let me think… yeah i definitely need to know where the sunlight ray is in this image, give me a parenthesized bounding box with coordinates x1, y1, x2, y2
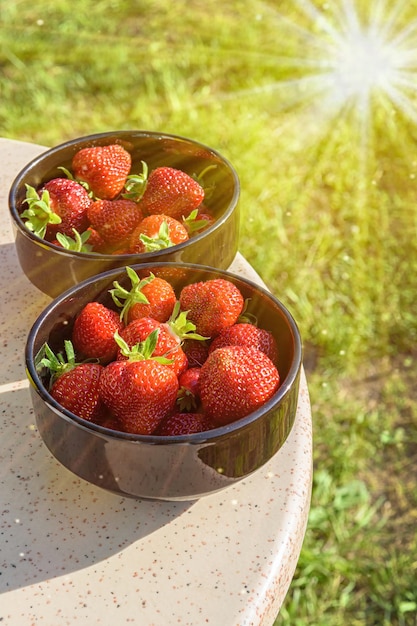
(256, 0, 342, 53)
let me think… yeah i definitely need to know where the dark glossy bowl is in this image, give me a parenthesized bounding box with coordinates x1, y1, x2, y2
(9, 130, 240, 297)
(25, 263, 302, 501)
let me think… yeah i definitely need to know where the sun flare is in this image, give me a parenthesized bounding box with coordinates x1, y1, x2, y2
(311, 0, 417, 122)
(242, 0, 417, 131)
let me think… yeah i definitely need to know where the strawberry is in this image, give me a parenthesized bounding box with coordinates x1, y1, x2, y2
(156, 411, 213, 436)
(99, 330, 178, 434)
(51, 363, 104, 421)
(182, 338, 210, 367)
(110, 267, 176, 325)
(138, 166, 205, 220)
(117, 361, 178, 434)
(52, 228, 95, 252)
(21, 179, 91, 240)
(116, 301, 206, 377)
(199, 345, 280, 425)
(72, 301, 124, 364)
(84, 226, 108, 252)
(128, 214, 189, 254)
(39, 341, 104, 422)
(97, 359, 128, 417)
(72, 143, 132, 200)
(182, 207, 215, 234)
(209, 323, 278, 364)
(117, 316, 188, 377)
(87, 197, 144, 245)
(177, 367, 201, 411)
(179, 278, 244, 338)
(98, 414, 127, 432)
(140, 265, 188, 285)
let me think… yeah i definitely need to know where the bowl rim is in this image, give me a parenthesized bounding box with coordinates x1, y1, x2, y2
(9, 129, 240, 261)
(25, 262, 302, 444)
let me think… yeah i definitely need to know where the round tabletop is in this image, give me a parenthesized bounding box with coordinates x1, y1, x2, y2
(0, 138, 312, 626)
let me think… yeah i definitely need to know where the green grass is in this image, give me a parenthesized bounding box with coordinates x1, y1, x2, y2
(2, 1, 417, 623)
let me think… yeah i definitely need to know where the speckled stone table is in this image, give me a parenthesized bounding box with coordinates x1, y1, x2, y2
(0, 138, 312, 626)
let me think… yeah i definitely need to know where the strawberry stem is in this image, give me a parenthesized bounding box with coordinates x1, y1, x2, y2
(193, 164, 217, 200)
(182, 208, 210, 234)
(55, 228, 93, 252)
(122, 161, 148, 201)
(167, 302, 209, 341)
(237, 299, 258, 325)
(176, 386, 198, 411)
(110, 266, 154, 324)
(114, 328, 173, 364)
(21, 184, 62, 239)
(139, 220, 174, 252)
(37, 340, 77, 387)
(58, 166, 93, 196)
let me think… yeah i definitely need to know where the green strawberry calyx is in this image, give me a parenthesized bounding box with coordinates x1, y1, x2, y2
(166, 301, 209, 342)
(182, 209, 210, 234)
(237, 298, 258, 325)
(139, 220, 174, 252)
(36, 340, 78, 387)
(110, 266, 154, 324)
(192, 164, 217, 200)
(176, 386, 198, 411)
(55, 228, 94, 252)
(122, 161, 148, 201)
(114, 329, 173, 365)
(57, 166, 94, 197)
(21, 184, 62, 239)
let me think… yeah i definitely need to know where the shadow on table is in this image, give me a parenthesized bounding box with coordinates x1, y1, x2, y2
(0, 242, 51, 385)
(0, 240, 195, 593)
(0, 385, 195, 593)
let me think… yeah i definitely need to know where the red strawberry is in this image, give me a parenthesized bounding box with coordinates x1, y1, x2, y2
(209, 323, 278, 364)
(110, 267, 176, 325)
(136, 265, 189, 285)
(199, 345, 280, 425)
(156, 411, 213, 436)
(21, 179, 92, 240)
(179, 278, 244, 338)
(182, 339, 210, 368)
(39, 341, 104, 422)
(97, 359, 128, 416)
(177, 367, 201, 411)
(84, 226, 108, 252)
(98, 414, 126, 432)
(127, 275, 176, 323)
(99, 331, 178, 435)
(139, 166, 204, 220)
(128, 214, 189, 254)
(182, 207, 215, 234)
(51, 363, 104, 421)
(72, 301, 124, 364)
(115, 360, 178, 434)
(87, 198, 144, 244)
(72, 144, 132, 200)
(117, 317, 188, 377)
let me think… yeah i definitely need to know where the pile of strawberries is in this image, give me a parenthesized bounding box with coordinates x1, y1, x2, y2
(21, 143, 214, 254)
(39, 268, 281, 436)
